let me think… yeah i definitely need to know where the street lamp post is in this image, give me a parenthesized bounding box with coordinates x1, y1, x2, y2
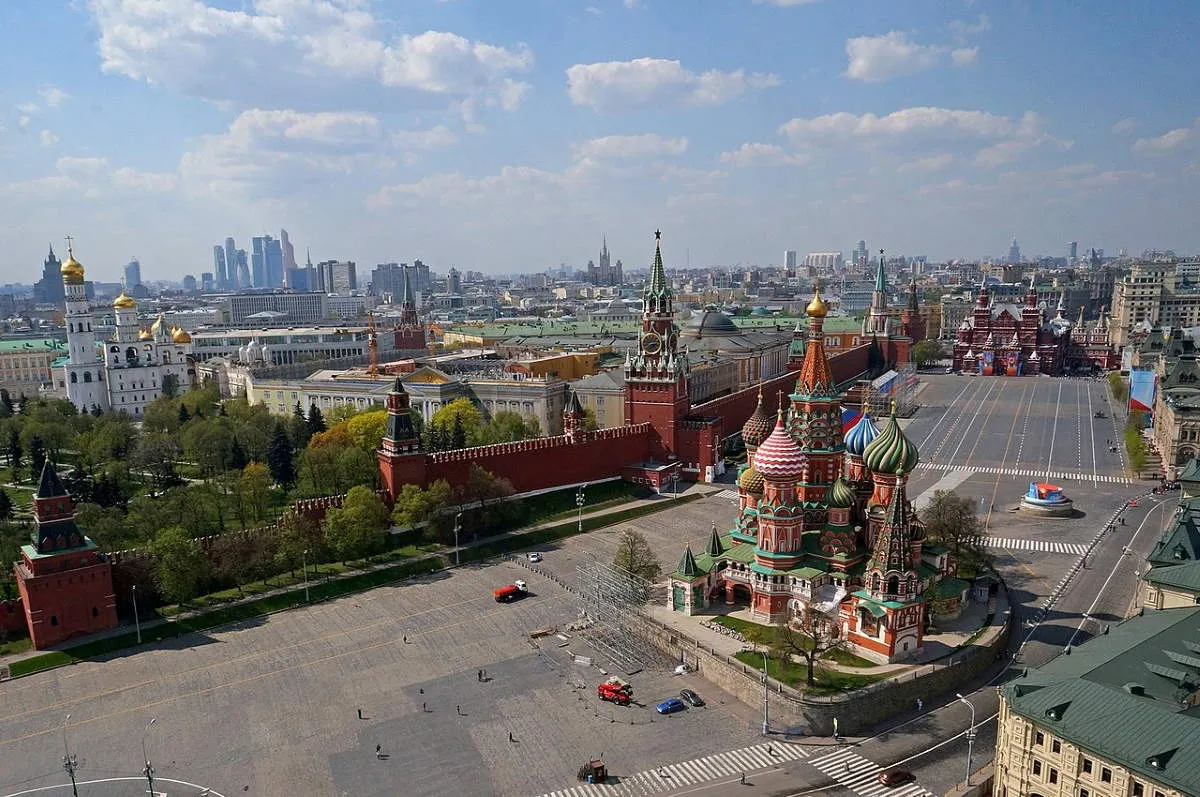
(62, 713, 79, 797)
(142, 718, 157, 795)
(576, 485, 586, 534)
(132, 584, 141, 645)
(302, 548, 310, 603)
(454, 512, 462, 566)
(956, 693, 976, 786)
(760, 650, 770, 735)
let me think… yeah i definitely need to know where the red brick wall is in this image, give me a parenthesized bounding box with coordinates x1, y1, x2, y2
(0, 598, 25, 634)
(17, 558, 118, 649)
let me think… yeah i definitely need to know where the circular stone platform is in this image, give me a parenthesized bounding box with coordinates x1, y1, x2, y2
(1019, 482, 1075, 517)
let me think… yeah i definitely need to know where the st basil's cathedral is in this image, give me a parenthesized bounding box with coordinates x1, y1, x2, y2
(668, 289, 967, 664)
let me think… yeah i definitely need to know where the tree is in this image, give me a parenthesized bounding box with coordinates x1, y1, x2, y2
(275, 513, 322, 575)
(266, 422, 297, 488)
(773, 608, 848, 688)
(178, 404, 191, 425)
(911, 339, 946, 369)
(345, 410, 388, 452)
(228, 437, 249, 472)
(582, 408, 600, 432)
(6, 427, 21, 476)
(478, 411, 540, 445)
(151, 525, 209, 604)
(132, 431, 182, 492)
(921, 490, 988, 571)
(612, 529, 662, 582)
(1108, 372, 1128, 404)
(240, 462, 274, 523)
(324, 485, 390, 562)
(161, 373, 181, 399)
(306, 404, 327, 435)
(0, 488, 13, 522)
(429, 398, 484, 449)
(27, 436, 45, 484)
(0, 389, 12, 417)
(1125, 418, 1149, 476)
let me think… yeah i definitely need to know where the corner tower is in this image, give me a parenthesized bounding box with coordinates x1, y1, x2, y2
(377, 377, 426, 499)
(14, 462, 118, 648)
(624, 230, 689, 462)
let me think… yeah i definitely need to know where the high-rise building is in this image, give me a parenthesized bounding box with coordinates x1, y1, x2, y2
(1111, 259, 1200, 346)
(213, 245, 228, 288)
(224, 237, 237, 290)
(201, 272, 215, 293)
(280, 228, 297, 273)
(33, 244, 66, 305)
(252, 234, 286, 288)
(412, 260, 431, 294)
(251, 237, 267, 288)
(123, 259, 143, 293)
(586, 237, 623, 286)
(316, 260, 357, 293)
(784, 250, 798, 274)
(371, 262, 409, 300)
(803, 252, 843, 271)
(1068, 240, 1078, 267)
(853, 240, 869, 268)
(447, 267, 462, 294)
(1007, 237, 1021, 264)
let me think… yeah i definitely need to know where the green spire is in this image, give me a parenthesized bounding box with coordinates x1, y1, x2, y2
(705, 522, 725, 557)
(645, 229, 671, 308)
(676, 543, 701, 578)
(874, 249, 887, 293)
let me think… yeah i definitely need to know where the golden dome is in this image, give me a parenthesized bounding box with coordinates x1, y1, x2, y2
(172, 327, 192, 344)
(60, 250, 85, 285)
(113, 292, 137, 309)
(805, 285, 828, 319)
(138, 329, 153, 341)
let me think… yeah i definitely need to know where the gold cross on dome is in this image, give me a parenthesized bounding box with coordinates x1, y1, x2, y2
(64, 234, 74, 255)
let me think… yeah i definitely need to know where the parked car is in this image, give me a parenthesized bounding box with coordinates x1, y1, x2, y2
(655, 697, 686, 715)
(527, 552, 542, 563)
(679, 688, 705, 707)
(877, 769, 915, 787)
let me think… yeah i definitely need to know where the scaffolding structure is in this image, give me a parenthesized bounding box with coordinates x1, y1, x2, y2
(575, 560, 671, 675)
(863, 363, 919, 418)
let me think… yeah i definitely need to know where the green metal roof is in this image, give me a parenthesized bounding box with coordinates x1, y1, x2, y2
(937, 576, 971, 599)
(0, 338, 65, 353)
(450, 314, 862, 340)
(1000, 607, 1200, 797)
(1145, 563, 1200, 593)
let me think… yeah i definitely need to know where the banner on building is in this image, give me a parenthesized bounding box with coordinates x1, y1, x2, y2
(842, 407, 863, 433)
(1128, 368, 1156, 426)
(980, 351, 995, 376)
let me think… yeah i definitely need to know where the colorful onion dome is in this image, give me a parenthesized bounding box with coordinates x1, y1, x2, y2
(113, 292, 137, 309)
(738, 463, 765, 494)
(844, 413, 880, 456)
(806, 285, 828, 319)
(172, 327, 192, 344)
(741, 388, 772, 449)
(826, 476, 856, 508)
(60, 251, 85, 285)
(862, 410, 920, 476)
(753, 412, 806, 480)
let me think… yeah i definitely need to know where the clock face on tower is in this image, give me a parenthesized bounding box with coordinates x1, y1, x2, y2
(666, 331, 678, 353)
(642, 332, 662, 355)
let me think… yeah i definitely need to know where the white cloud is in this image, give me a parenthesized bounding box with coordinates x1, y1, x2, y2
(897, 153, 954, 173)
(1112, 118, 1137, 135)
(950, 47, 978, 66)
(18, 116, 31, 129)
(0, 156, 177, 202)
(718, 142, 808, 167)
(39, 87, 69, 109)
(845, 32, 944, 82)
(392, 126, 458, 150)
(16, 103, 39, 115)
(623, 0, 638, 7)
(1133, 119, 1200, 155)
(566, 57, 779, 112)
(949, 14, 991, 40)
(573, 134, 688, 160)
(39, 130, 59, 147)
(87, 0, 533, 115)
(585, 5, 603, 16)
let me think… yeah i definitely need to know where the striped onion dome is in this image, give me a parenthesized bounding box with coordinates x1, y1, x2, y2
(843, 413, 880, 456)
(740, 389, 773, 450)
(738, 463, 765, 494)
(862, 410, 920, 476)
(753, 413, 806, 481)
(826, 476, 857, 508)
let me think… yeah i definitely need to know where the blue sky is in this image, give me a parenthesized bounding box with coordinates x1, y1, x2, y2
(1, 0, 1198, 283)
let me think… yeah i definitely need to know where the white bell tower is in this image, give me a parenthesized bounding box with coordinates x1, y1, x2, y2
(61, 238, 108, 414)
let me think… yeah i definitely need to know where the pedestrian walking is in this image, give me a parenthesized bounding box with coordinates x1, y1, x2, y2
(916, 698, 923, 711)
(508, 732, 514, 743)
(477, 670, 482, 682)
(403, 635, 408, 644)
(740, 772, 746, 785)
(456, 705, 461, 715)
(767, 744, 773, 756)
(375, 744, 382, 759)
(357, 708, 363, 720)
(845, 762, 851, 774)
(422, 702, 427, 712)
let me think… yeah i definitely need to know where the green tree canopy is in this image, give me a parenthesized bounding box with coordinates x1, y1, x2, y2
(429, 398, 484, 449)
(325, 485, 390, 562)
(612, 529, 662, 582)
(911, 339, 946, 368)
(152, 525, 209, 604)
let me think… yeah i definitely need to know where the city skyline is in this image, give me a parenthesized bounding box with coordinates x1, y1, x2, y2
(1, 1, 1198, 281)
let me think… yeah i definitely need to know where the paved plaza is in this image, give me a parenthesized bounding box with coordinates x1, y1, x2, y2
(0, 375, 1157, 797)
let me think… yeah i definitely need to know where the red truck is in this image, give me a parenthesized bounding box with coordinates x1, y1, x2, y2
(597, 682, 631, 706)
(493, 580, 528, 603)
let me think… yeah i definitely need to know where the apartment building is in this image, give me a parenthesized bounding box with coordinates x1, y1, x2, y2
(1111, 261, 1200, 347)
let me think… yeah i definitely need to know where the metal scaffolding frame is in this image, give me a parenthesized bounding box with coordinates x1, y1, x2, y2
(863, 363, 919, 418)
(575, 560, 671, 675)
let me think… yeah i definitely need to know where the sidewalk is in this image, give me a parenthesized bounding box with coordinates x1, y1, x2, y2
(0, 483, 718, 671)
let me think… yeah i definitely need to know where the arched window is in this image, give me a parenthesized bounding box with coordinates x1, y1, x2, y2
(70, 372, 77, 384)
(888, 575, 900, 595)
(83, 372, 92, 383)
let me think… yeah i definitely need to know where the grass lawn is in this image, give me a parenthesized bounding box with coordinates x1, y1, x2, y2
(0, 636, 32, 656)
(712, 614, 780, 645)
(734, 650, 890, 693)
(822, 648, 879, 668)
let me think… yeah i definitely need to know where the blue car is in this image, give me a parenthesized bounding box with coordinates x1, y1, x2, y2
(655, 697, 686, 715)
